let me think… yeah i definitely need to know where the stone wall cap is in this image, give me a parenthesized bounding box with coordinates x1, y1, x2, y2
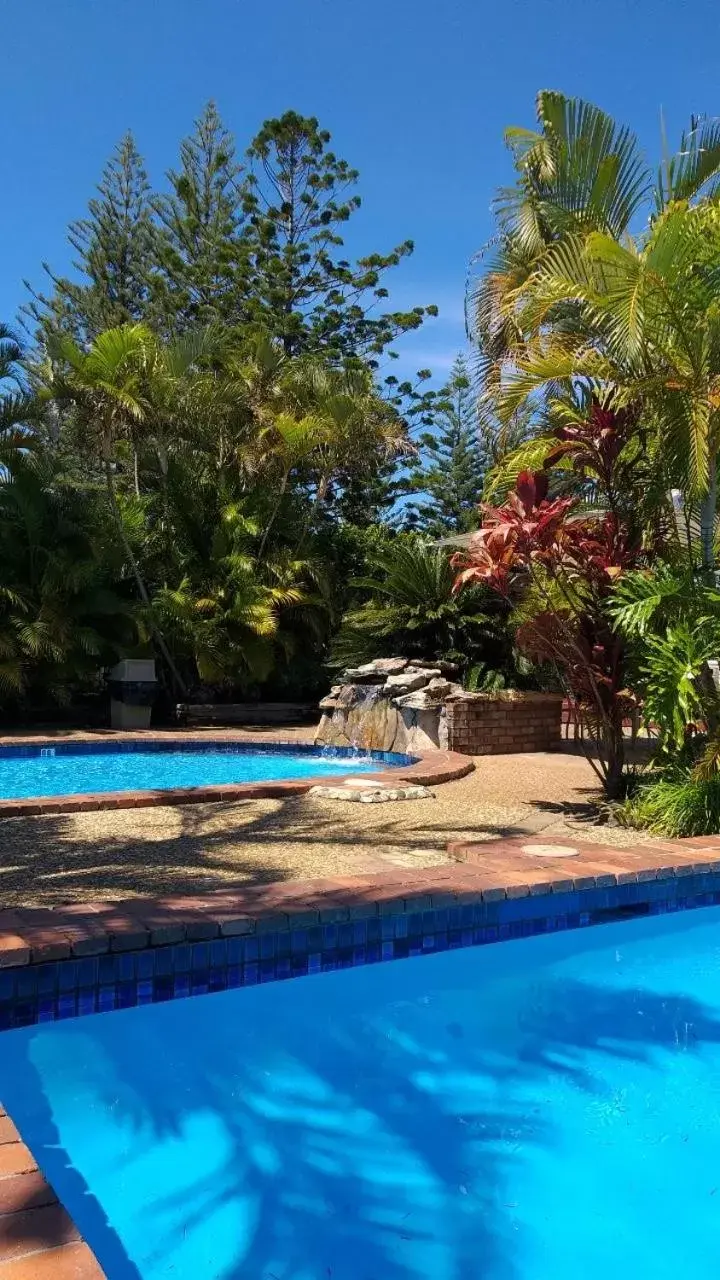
(445, 690, 563, 704)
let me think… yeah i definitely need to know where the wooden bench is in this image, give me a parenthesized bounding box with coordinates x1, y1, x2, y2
(177, 702, 317, 727)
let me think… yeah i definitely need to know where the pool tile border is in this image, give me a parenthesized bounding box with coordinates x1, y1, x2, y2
(1, 834, 720, 1025)
(0, 737, 473, 816)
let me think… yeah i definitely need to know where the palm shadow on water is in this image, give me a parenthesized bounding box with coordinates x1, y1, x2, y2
(4, 923, 720, 1280)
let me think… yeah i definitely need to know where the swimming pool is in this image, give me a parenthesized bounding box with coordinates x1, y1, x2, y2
(2, 905, 719, 1279)
(0, 741, 401, 800)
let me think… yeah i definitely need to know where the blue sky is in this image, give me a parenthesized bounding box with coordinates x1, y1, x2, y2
(4, 0, 720, 383)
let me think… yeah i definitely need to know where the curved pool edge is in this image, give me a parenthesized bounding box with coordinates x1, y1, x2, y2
(0, 736, 474, 817)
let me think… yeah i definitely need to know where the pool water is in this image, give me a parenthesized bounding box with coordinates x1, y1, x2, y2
(3, 908, 720, 1279)
(0, 745, 381, 799)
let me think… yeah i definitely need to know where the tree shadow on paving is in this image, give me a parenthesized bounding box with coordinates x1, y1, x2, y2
(2, 938, 718, 1278)
(0, 799, 532, 909)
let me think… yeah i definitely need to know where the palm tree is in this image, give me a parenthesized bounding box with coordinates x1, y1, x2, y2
(0, 324, 43, 465)
(0, 454, 135, 702)
(494, 201, 720, 569)
(468, 93, 720, 384)
(470, 92, 720, 568)
(47, 324, 191, 689)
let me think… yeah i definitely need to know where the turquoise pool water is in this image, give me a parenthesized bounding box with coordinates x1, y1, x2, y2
(2, 907, 720, 1278)
(0, 745, 382, 799)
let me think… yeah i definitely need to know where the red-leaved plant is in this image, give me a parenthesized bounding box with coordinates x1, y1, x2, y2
(453, 405, 656, 798)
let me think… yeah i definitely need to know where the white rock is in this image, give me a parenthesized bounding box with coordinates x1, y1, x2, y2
(357, 657, 408, 675)
(384, 669, 440, 694)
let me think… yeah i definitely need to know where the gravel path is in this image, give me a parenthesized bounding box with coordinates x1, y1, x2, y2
(0, 746, 648, 909)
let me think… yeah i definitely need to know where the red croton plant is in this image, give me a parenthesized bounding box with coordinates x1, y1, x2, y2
(453, 405, 660, 798)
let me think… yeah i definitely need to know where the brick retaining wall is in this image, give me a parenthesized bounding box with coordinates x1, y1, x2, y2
(446, 692, 563, 754)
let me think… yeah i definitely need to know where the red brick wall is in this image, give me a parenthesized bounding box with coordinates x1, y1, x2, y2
(446, 693, 563, 755)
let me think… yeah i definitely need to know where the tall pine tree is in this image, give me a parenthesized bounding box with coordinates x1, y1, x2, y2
(241, 111, 435, 358)
(150, 102, 246, 332)
(26, 133, 156, 342)
(405, 355, 485, 536)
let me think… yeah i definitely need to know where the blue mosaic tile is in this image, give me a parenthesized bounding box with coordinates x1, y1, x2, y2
(77, 957, 99, 987)
(98, 954, 117, 985)
(191, 943, 210, 971)
(57, 994, 77, 1020)
(34, 967, 57, 998)
(78, 990, 97, 1016)
(58, 961, 78, 993)
(338, 922, 354, 949)
(136, 951, 154, 981)
(208, 968, 227, 992)
(117, 982, 137, 1008)
(14, 1001, 38, 1027)
(37, 998, 55, 1022)
(172, 945, 192, 973)
(16, 968, 37, 1000)
(226, 937, 244, 965)
(173, 974, 190, 999)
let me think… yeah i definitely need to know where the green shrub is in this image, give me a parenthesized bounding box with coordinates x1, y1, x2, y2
(619, 767, 720, 838)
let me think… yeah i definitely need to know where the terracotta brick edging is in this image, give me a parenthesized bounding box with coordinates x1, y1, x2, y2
(0, 740, 473, 818)
(0, 1101, 104, 1277)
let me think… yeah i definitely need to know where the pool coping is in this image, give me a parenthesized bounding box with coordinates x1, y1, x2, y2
(0, 736, 473, 816)
(3, 828, 720, 1275)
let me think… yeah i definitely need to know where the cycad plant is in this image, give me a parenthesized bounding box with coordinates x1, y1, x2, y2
(334, 537, 510, 677)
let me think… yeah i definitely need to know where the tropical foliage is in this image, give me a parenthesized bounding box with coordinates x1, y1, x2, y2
(404, 356, 486, 535)
(0, 106, 460, 715)
(9, 81, 720, 835)
(333, 537, 513, 680)
(453, 406, 661, 796)
(455, 88, 720, 820)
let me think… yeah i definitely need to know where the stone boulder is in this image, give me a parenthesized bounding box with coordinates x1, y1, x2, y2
(308, 784, 433, 802)
(342, 667, 387, 683)
(403, 658, 459, 676)
(383, 667, 441, 694)
(355, 657, 408, 676)
(315, 654, 461, 753)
